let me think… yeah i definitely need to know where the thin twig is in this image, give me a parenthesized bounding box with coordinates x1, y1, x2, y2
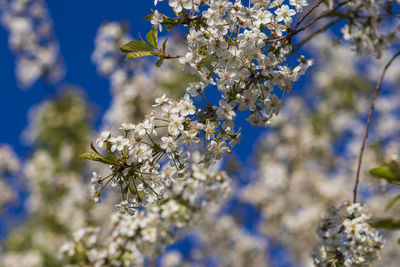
(292, 0, 325, 33)
(353, 51, 400, 203)
(293, 0, 349, 36)
(267, 0, 349, 44)
(295, 17, 342, 51)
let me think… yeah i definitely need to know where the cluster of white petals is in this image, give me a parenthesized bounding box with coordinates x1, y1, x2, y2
(340, 0, 400, 57)
(0, 251, 43, 267)
(0, 0, 65, 88)
(92, 94, 236, 213)
(88, 0, 316, 210)
(313, 201, 384, 266)
(193, 215, 270, 267)
(61, 155, 231, 266)
(92, 22, 133, 77)
(240, 33, 400, 266)
(0, 91, 109, 267)
(151, 0, 313, 126)
(0, 144, 20, 210)
(0, 144, 20, 174)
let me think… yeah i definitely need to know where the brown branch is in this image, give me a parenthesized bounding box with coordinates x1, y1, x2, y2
(293, 0, 349, 36)
(292, 0, 325, 33)
(294, 17, 342, 51)
(353, 51, 400, 203)
(267, 0, 349, 44)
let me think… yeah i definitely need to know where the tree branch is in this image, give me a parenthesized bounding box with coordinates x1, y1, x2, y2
(292, 0, 325, 33)
(353, 51, 400, 203)
(267, 0, 349, 44)
(293, 0, 349, 36)
(294, 17, 342, 51)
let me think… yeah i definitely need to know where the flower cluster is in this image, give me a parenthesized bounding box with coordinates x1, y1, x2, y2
(340, 0, 400, 58)
(85, 0, 315, 209)
(89, 92, 241, 212)
(0, 144, 20, 174)
(61, 156, 231, 266)
(194, 215, 270, 267)
(0, 0, 65, 88)
(92, 21, 133, 77)
(0, 91, 108, 267)
(0, 251, 43, 267)
(239, 33, 400, 266)
(151, 0, 312, 126)
(313, 201, 384, 266)
(0, 144, 20, 210)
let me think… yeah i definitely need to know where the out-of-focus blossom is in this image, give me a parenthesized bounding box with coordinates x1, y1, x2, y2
(0, 0, 65, 89)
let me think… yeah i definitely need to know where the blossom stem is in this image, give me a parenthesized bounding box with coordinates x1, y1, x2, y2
(295, 17, 342, 51)
(292, 0, 325, 33)
(353, 50, 400, 203)
(268, 0, 350, 44)
(293, 0, 350, 36)
(197, 89, 213, 108)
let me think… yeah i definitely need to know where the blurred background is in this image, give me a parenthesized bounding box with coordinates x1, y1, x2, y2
(1, 0, 400, 266)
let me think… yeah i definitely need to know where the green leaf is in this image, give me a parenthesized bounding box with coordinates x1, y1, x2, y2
(386, 194, 400, 211)
(125, 51, 155, 60)
(104, 142, 113, 154)
(369, 166, 399, 181)
(155, 57, 164, 68)
(369, 218, 400, 230)
(120, 40, 154, 54)
(162, 19, 181, 31)
(104, 154, 117, 164)
(78, 152, 115, 165)
(162, 38, 168, 52)
(146, 27, 158, 49)
(197, 55, 215, 70)
(144, 13, 154, 21)
(90, 141, 100, 155)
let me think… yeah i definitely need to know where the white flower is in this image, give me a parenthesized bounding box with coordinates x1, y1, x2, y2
(90, 185, 101, 203)
(181, 130, 200, 145)
(115, 201, 136, 216)
(109, 136, 129, 152)
(96, 129, 110, 148)
(119, 122, 135, 131)
(253, 10, 273, 28)
(289, 0, 308, 12)
(169, 0, 193, 13)
(208, 140, 229, 160)
(91, 172, 102, 188)
(178, 94, 196, 117)
(131, 143, 152, 163)
(161, 136, 177, 153)
(275, 5, 296, 25)
(151, 10, 164, 32)
(204, 121, 217, 140)
(142, 226, 157, 242)
(168, 114, 185, 136)
(313, 201, 383, 266)
(161, 200, 180, 218)
(216, 100, 236, 120)
(153, 94, 169, 107)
